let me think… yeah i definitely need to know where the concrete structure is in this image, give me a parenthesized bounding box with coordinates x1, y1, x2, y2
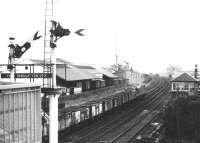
(0, 81, 41, 143)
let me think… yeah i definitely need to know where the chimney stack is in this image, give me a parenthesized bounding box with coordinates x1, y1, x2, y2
(194, 64, 198, 79)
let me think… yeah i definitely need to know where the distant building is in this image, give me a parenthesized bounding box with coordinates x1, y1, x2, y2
(114, 68, 144, 87)
(0, 81, 41, 143)
(56, 60, 120, 95)
(171, 72, 198, 96)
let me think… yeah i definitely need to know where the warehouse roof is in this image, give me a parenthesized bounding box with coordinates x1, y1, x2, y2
(97, 68, 118, 78)
(172, 73, 197, 82)
(73, 65, 118, 78)
(56, 67, 97, 81)
(17, 58, 71, 65)
(12, 58, 118, 81)
(73, 65, 96, 69)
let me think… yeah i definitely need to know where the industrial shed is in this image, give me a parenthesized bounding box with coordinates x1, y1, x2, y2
(0, 81, 41, 143)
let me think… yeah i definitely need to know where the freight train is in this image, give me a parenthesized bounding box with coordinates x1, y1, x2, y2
(56, 80, 160, 133)
(42, 79, 158, 141)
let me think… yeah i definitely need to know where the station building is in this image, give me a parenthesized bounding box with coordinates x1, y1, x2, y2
(113, 67, 144, 88)
(0, 81, 41, 143)
(56, 63, 120, 95)
(0, 58, 122, 95)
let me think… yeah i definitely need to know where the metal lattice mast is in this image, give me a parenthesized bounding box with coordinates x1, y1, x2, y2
(43, 0, 54, 88)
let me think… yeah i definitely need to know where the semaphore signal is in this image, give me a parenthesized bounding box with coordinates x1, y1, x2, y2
(7, 31, 42, 81)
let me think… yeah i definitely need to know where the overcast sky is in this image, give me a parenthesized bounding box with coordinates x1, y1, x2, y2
(0, 0, 200, 74)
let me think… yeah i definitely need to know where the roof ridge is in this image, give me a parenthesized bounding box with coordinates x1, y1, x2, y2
(172, 72, 197, 82)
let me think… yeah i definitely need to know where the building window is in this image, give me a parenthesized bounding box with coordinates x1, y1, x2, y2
(184, 83, 189, 90)
(86, 81, 90, 89)
(76, 82, 82, 88)
(96, 81, 101, 88)
(172, 83, 176, 90)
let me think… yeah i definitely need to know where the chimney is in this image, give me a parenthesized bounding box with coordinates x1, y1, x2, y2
(194, 64, 198, 79)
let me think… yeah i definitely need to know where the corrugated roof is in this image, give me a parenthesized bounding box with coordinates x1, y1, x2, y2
(12, 58, 118, 81)
(73, 65, 118, 78)
(56, 67, 96, 81)
(81, 69, 102, 78)
(96, 68, 118, 78)
(17, 58, 71, 65)
(56, 58, 71, 64)
(172, 73, 197, 82)
(73, 65, 96, 69)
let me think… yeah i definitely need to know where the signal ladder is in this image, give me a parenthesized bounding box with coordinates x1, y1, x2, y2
(43, 0, 54, 88)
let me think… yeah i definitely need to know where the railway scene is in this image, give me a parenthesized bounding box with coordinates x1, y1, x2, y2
(1, 0, 200, 143)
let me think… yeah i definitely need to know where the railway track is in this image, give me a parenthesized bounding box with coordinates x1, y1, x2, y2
(88, 81, 169, 143)
(59, 78, 169, 143)
(59, 78, 161, 139)
(111, 88, 169, 143)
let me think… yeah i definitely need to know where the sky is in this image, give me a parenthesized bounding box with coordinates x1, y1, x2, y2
(1, 0, 200, 74)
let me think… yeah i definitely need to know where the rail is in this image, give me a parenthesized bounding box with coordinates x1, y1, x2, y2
(88, 82, 169, 143)
(58, 78, 168, 143)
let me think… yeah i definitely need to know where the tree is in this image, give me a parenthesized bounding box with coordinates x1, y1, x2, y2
(163, 96, 200, 142)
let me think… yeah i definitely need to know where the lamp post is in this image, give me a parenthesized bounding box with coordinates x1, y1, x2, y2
(8, 37, 15, 82)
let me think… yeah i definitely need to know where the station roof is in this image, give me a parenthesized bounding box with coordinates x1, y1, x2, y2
(171, 73, 197, 82)
(10, 58, 118, 81)
(56, 67, 97, 81)
(97, 68, 118, 78)
(73, 65, 96, 69)
(56, 58, 71, 64)
(58, 63, 118, 80)
(74, 65, 102, 76)
(73, 65, 118, 78)
(16, 58, 71, 65)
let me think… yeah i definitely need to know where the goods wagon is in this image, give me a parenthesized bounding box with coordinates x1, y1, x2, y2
(57, 85, 148, 132)
(91, 103, 102, 117)
(104, 99, 112, 111)
(80, 108, 89, 121)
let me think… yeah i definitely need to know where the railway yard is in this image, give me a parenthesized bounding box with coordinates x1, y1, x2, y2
(58, 77, 170, 143)
(2, 0, 200, 143)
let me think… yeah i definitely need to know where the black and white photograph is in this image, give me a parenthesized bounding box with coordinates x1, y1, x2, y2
(0, 0, 200, 143)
